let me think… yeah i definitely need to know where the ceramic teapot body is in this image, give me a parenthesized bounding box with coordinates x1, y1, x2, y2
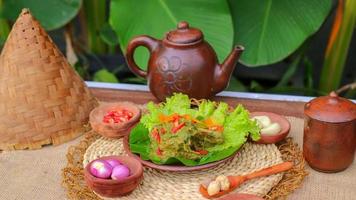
(126, 21, 244, 101)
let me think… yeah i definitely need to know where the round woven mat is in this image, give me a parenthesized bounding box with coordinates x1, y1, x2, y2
(62, 131, 307, 200)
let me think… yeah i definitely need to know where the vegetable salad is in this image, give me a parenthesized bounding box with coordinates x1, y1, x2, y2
(129, 93, 260, 166)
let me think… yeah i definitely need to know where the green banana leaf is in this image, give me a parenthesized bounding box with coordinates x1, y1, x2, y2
(2, 0, 82, 30)
(229, 0, 332, 66)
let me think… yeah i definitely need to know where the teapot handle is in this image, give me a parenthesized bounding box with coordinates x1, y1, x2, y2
(126, 35, 159, 78)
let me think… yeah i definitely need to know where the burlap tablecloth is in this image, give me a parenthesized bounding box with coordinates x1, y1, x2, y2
(0, 117, 355, 200)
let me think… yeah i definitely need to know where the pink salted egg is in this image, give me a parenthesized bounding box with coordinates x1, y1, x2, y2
(89, 160, 113, 179)
(105, 158, 122, 168)
(111, 165, 130, 180)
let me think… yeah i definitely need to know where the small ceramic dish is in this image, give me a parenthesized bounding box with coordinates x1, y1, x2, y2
(89, 102, 141, 138)
(250, 112, 291, 144)
(84, 156, 143, 198)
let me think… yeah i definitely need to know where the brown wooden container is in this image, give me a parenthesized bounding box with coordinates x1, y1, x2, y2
(303, 92, 356, 173)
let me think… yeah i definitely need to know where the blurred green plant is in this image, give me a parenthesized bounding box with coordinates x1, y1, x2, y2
(2, 0, 82, 30)
(0, 0, 9, 47)
(82, 0, 107, 54)
(93, 69, 119, 83)
(319, 0, 356, 92)
(99, 23, 119, 53)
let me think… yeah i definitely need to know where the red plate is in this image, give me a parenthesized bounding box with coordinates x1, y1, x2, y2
(122, 134, 240, 172)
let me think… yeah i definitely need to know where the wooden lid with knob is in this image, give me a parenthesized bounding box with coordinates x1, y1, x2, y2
(304, 91, 356, 123)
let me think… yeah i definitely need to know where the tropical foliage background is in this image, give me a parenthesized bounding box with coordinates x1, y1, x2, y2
(0, 0, 355, 98)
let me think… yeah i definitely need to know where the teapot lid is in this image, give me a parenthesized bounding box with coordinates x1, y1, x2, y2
(304, 91, 356, 123)
(166, 21, 203, 44)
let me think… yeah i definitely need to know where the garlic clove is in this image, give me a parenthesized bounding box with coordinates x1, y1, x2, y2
(201, 178, 214, 189)
(215, 175, 230, 191)
(261, 123, 281, 135)
(252, 116, 271, 128)
(207, 180, 221, 196)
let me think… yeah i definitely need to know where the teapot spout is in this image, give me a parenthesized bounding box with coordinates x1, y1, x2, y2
(212, 45, 244, 94)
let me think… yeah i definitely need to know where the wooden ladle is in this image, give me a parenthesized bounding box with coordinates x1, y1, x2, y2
(199, 161, 293, 199)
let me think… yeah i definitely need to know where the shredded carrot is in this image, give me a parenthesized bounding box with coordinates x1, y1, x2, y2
(204, 118, 215, 126)
(209, 125, 224, 132)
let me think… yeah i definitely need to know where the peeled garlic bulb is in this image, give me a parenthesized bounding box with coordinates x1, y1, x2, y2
(252, 116, 271, 128)
(215, 175, 230, 191)
(261, 123, 281, 135)
(207, 180, 221, 196)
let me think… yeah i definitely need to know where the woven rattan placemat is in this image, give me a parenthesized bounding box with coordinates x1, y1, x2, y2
(62, 130, 307, 200)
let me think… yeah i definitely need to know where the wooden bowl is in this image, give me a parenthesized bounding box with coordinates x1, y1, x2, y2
(84, 156, 143, 198)
(89, 102, 141, 138)
(250, 112, 290, 144)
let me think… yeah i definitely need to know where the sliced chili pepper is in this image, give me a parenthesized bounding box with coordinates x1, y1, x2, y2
(194, 150, 209, 155)
(151, 128, 161, 143)
(156, 148, 162, 156)
(102, 109, 133, 123)
(171, 122, 185, 133)
(173, 119, 179, 127)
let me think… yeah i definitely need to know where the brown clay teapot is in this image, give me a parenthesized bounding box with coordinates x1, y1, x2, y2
(126, 21, 244, 101)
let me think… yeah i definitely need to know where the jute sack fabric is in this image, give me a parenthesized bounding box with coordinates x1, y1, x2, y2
(0, 117, 355, 200)
(0, 9, 96, 150)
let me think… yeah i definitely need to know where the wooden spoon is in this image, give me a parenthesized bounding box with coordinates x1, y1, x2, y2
(199, 161, 293, 199)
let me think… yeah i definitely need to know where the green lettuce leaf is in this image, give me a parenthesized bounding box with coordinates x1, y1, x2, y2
(211, 102, 228, 125)
(196, 100, 216, 119)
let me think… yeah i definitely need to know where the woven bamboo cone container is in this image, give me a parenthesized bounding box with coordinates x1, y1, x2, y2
(0, 9, 97, 150)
